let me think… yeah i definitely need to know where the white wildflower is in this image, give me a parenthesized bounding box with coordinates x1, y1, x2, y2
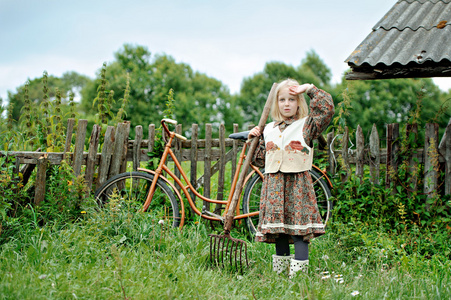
(158, 220, 164, 225)
(334, 274, 344, 283)
(351, 291, 360, 296)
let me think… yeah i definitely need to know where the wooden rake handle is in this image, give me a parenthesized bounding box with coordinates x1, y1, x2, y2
(223, 83, 278, 234)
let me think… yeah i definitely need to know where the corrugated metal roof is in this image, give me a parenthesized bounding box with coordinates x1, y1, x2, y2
(345, 0, 451, 71)
(374, 0, 451, 31)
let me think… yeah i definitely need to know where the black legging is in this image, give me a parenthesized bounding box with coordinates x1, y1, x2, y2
(275, 234, 309, 260)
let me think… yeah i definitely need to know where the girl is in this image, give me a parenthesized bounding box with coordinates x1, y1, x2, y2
(248, 79, 334, 277)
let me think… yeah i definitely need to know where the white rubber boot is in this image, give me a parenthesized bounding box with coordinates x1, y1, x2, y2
(289, 258, 309, 278)
(272, 254, 293, 274)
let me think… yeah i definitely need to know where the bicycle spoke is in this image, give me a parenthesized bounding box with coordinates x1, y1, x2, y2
(95, 172, 181, 227)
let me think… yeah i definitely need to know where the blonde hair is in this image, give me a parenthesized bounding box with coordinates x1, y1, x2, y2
(270, 79, 309, 122)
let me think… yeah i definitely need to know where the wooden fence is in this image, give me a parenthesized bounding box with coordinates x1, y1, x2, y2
(2, 119, 451, 205)
(325, 122, 451, 199)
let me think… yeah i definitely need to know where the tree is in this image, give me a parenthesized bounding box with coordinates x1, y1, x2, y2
(236, 50, 332, 124)
(331, 77, 451, 140)
(300, 50, 332, 87)
(81, 44, 240, 136)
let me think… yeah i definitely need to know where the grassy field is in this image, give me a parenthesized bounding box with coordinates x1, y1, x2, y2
(1, 200, 449, 300)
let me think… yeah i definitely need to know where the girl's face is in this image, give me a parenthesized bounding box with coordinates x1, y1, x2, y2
(277, 87, 298, 119)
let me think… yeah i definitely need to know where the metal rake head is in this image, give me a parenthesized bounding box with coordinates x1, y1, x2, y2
(209, 233, 249, 273)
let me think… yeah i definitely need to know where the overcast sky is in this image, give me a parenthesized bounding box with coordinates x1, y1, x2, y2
(1, 0, 450, 102)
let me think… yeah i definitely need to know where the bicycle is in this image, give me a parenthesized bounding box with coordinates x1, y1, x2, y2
(94, 118, 333, 235)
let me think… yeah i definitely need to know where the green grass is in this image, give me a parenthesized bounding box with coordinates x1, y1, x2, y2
(1, 201, 449, 299)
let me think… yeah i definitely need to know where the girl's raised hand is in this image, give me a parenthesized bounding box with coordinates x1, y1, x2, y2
(288, 84, 314, 95)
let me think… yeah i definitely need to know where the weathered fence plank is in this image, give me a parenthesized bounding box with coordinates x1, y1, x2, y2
(369, 124, 380, 184)
(190, 124, 199, 211)
(385, 123, 399, 189)
(109, 122, 130, 178)
(85, 124, 100, 195)
(355, 125, 364, 181)
(97, 126, 115, 187)
(64, 118, 75, 161)
(204, 124, 212, 210)
(215, 124, 226, 212)
(73, 119, 88, 177)
(341, 126, 350, 183)
(148, 124, 155, 154)
(120, 123, 131, 174)
(133, 125, 143, 171)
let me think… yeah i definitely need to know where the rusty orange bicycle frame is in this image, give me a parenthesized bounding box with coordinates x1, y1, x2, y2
(140, 119, 263, 228)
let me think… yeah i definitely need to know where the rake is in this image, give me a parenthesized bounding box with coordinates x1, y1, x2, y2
(209, 83, 277, 272)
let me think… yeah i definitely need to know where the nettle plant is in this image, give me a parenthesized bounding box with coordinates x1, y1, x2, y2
(0, 66, 132, 227)
(146, 88, 175, 170)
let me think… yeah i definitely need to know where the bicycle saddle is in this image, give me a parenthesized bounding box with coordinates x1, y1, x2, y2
(228, 131, 250, 141)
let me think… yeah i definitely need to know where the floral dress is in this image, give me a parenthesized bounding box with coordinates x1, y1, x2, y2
(255, 86, 334, 243)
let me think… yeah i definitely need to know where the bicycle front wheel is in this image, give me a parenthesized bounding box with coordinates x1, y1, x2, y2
(95, 171, 181, 227)
(242, 169, 332, 235)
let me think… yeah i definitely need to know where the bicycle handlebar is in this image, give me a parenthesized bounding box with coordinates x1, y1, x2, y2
(161, 118, 187, 141)
(162, 118, 177, 125)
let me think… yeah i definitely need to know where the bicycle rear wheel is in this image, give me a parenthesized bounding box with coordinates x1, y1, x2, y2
(95, 171, 180, 227)
(242, 169, 332, 235)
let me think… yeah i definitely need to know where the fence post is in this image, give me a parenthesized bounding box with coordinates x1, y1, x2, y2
(204, 124, 212, 210)
(424, 123, 439, 210)
(215, 124, 226, 214)
(109, 122, 130, 178)
(189, 124, 199, 215)
(369, 124, 380, 184)
(148, 124, 155, 154)
(64, 118, 75, 161)
(355, 125, 364, 181)
(73, 119, 88, 177)
(133, 125, 143, 171)
(385, 123, 399, 190)
(340, 126, 350, 183)
(97, 126, 115, 187)
(85, 124, 100, 196)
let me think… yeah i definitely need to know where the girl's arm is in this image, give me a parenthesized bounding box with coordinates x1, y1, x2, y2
(303, 86, 335, 145)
